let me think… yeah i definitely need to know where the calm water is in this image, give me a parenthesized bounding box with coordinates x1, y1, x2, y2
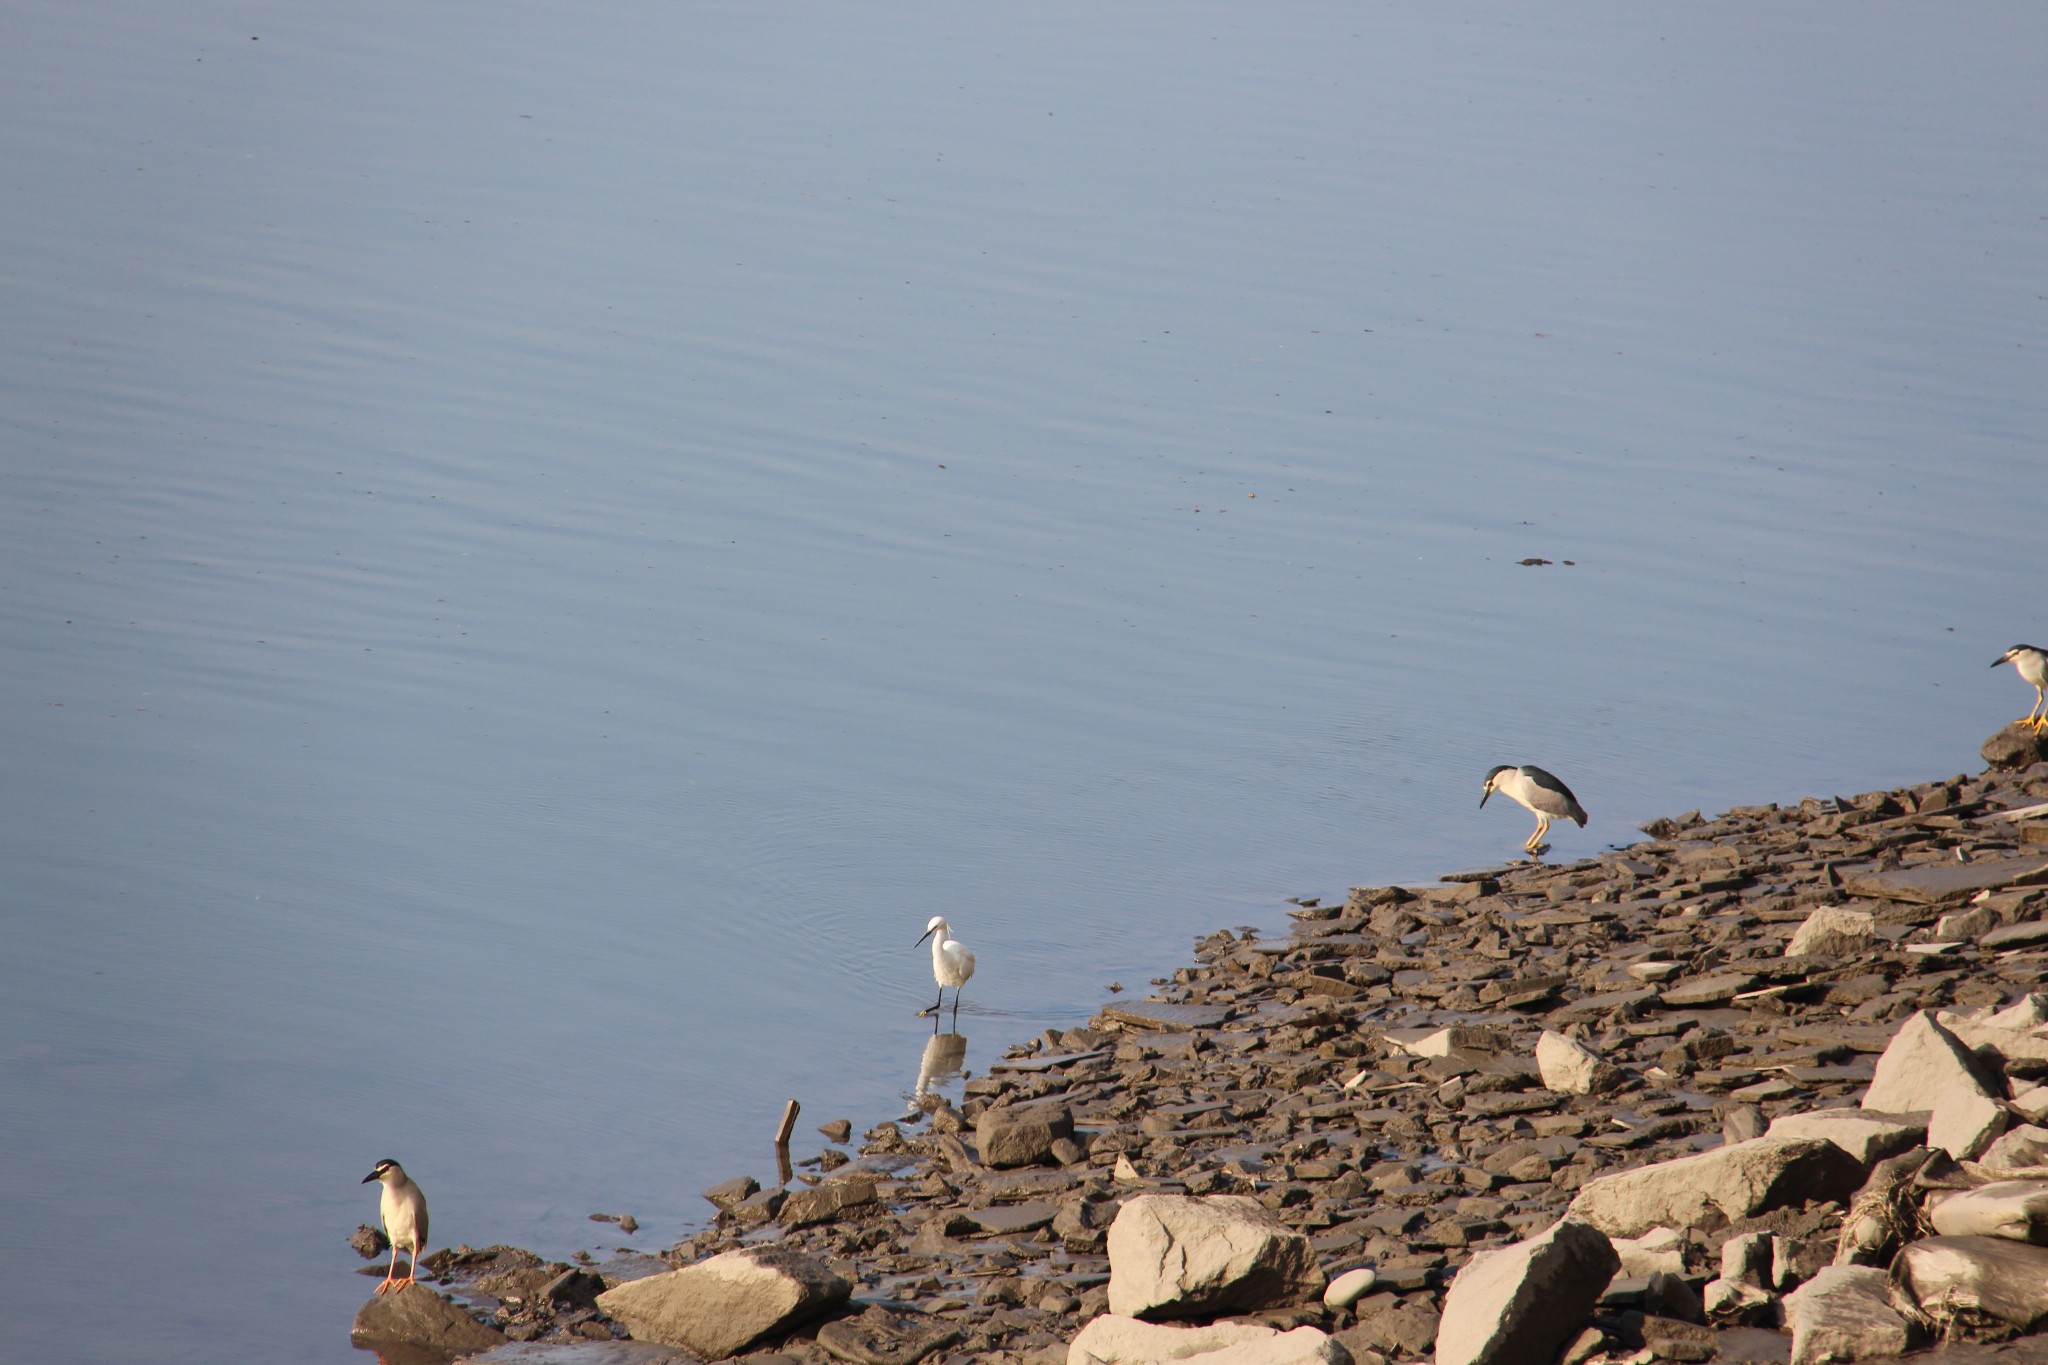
(2, 4, 2043, 1361)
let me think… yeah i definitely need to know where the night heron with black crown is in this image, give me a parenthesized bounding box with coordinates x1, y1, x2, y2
(361, 1158, 429, 1295)
(1481, 764, 1588, 855)
(1993, 645, 2048, 733)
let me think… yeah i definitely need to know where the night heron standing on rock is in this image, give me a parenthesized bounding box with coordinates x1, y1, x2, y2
(915, 916, 975, 1026)
(362, 1159, 429, 1295)
(1993, 645, 2048, 733)
(1481, 764, 1589, 854)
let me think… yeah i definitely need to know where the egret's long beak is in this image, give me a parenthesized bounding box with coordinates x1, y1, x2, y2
(914, 927, 936, 946)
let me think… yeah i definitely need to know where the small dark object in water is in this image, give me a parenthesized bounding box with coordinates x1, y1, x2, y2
(1519, 557, 1553, 566)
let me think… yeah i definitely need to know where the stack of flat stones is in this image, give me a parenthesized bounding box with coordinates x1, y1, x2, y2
(434, 733, 2048, 1365)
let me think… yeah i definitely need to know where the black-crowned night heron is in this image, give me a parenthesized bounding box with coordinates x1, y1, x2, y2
(1994, 645, 2048, 733)
(914, 916, 976, 1027)
(362, 1159, 429, 1294)
(1481, 764, 1588, 854)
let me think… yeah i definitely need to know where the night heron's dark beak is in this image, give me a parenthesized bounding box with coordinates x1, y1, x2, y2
(1479, 789, 1492, 808)
(361, 1171, 379, 1184)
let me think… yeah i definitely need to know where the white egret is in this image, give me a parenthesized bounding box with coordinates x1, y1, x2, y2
(914, 916, 976, 1025)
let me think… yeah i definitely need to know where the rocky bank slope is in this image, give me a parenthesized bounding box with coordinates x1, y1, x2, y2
(355, 724, 2048, 1365)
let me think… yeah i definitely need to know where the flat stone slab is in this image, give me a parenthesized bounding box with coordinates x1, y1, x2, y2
(1659, 972, 1760, 1007)
(990, 1050, 1108, 1073)
(1098, 1000, 1234, 1032)
(1841, 855, 2048, 905)
(464, 1344, 697, 1365)
(961, 1199, 1058, 1235)
(1765, 1109, 1925, 1165)
(1984, 918, 2048, 951)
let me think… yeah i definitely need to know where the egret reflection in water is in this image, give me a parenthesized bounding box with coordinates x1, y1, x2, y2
(916, 1030, 969, 1099)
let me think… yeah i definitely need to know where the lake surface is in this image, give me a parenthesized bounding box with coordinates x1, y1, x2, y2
(1, 3, 2043, 1360)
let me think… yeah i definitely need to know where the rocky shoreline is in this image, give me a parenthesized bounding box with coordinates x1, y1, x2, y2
(354, 724, 2048, 1365)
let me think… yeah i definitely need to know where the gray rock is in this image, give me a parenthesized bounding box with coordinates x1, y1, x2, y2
(594, 1246, 851, 1359)
(975, 1100, 1075, 1168)
(1435, 1218, 1618, 1365)
(1067, 1315, 1349, 1365)
(1105, 1194, 1324, 1320)
(1764, 1108, 1926, 1165)
(462, 1344, 702, 1365)
(1984, 724, 2048, 770)
(1892, 1235, 2048, 1331)
(350, 1282, 507, 1355)
(1568, 1137, 1866, 1238)
(1860, 1011, 1997, 1112)
(1928, 1180, 2048, 1243)
(701, 1175, 759, 1211)
(1723, 1105, 1768, 1145)
(1536, 1031, 1624, 1096)
(815, 1305, 962, 1365)
(1781, 1265, 1908, 1365)
(1786, 906, 1875, 958)
(779, 1178, 877, 1228)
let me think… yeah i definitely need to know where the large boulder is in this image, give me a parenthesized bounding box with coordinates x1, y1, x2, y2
(1979, 1124, 2048, 1171)
(1106, 1195, 1324, 1320)
(976, 1100, 1075, 1168)
(1786, 906, 1876, 958)
(1892, 1235, 2048, 1331)
(1781, 1265, 1909, 1365)
(1928, 1180, 2048, 1243)
(1568, 1137, 1866, 1237)
(1435, 1219, 1618, 1365)
(1068, 1315, 1349, 1365)
(1535, 1032, 1623, 1096)
(1765, 1109, 1925, 1165)
(1928, 1087, 2007, 1160)
(595, 1246, 850, 1358)
(1861, 1011, 1999, 1112)
(350, 1282, 507, 1356)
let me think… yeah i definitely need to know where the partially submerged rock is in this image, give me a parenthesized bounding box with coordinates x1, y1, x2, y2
(594, 1246, 850, 1359)
(1434, 1219, 1618, 1365)
(1105, 1194, 1323, 1320)
(350, 1282, 507, 1356)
